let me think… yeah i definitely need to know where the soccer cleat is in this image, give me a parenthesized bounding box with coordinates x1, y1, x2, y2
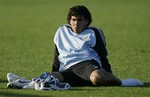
(121, 78, 144, 87)
(39, 72, 50, 79)
(7, 78, 31, 89)
(7, 73, 31, 89)
(39, 75, 70, 90)
(34, 78, 42, 90)
(7, 73, 20, 82)
(23, 78, 37, 89)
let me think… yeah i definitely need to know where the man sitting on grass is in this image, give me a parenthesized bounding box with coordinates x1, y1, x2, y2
(7, 5, 143, 90)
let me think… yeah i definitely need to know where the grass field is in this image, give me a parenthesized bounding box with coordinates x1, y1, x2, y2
(0, 0, 150, 97)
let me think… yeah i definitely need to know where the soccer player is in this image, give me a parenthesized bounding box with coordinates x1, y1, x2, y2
(51, 5, 121, 86)
(7, 5, 143, 90)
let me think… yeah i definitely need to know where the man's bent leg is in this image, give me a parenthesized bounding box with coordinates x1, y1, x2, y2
(90, 69, 122, 86)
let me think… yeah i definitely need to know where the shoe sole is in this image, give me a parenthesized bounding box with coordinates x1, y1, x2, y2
(7, 83, 22, 89)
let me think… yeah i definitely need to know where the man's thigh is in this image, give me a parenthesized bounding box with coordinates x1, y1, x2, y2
(71, 60, 101, 81)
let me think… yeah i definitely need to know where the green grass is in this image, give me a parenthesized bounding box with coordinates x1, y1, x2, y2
(0, 0, 150, 97)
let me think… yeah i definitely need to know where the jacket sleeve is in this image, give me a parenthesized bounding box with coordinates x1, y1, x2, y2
(91, 27, 112, 73)
(52, 45, 60, 72)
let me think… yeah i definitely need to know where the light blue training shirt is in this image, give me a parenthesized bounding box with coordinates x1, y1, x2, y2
(54, 25, 102, 71)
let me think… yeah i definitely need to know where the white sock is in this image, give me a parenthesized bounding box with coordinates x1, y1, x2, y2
(121, 78, 143, 86)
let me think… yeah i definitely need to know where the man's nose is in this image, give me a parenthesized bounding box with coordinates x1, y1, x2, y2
(74, 20, 79, 25)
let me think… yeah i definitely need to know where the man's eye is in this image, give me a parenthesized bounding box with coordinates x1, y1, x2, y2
(72, 19, 76, 21)
(72, 19, 82, 21)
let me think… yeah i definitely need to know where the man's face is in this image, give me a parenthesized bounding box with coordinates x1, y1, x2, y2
(70, 15, 89, 34)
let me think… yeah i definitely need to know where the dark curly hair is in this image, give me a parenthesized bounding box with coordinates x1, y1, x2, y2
(67, 5, 92, 26)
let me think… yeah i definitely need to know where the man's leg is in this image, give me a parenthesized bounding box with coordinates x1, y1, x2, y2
(90, 69, 122, 86)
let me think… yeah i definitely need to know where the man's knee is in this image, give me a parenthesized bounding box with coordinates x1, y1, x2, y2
(90, 69, 106, 85)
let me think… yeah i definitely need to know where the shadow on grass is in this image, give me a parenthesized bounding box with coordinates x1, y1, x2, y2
(0, 91, 53, 97)
(143, 82, 150, 87)
(0, 79, 8, 83)
(70, 82, 150, 91)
